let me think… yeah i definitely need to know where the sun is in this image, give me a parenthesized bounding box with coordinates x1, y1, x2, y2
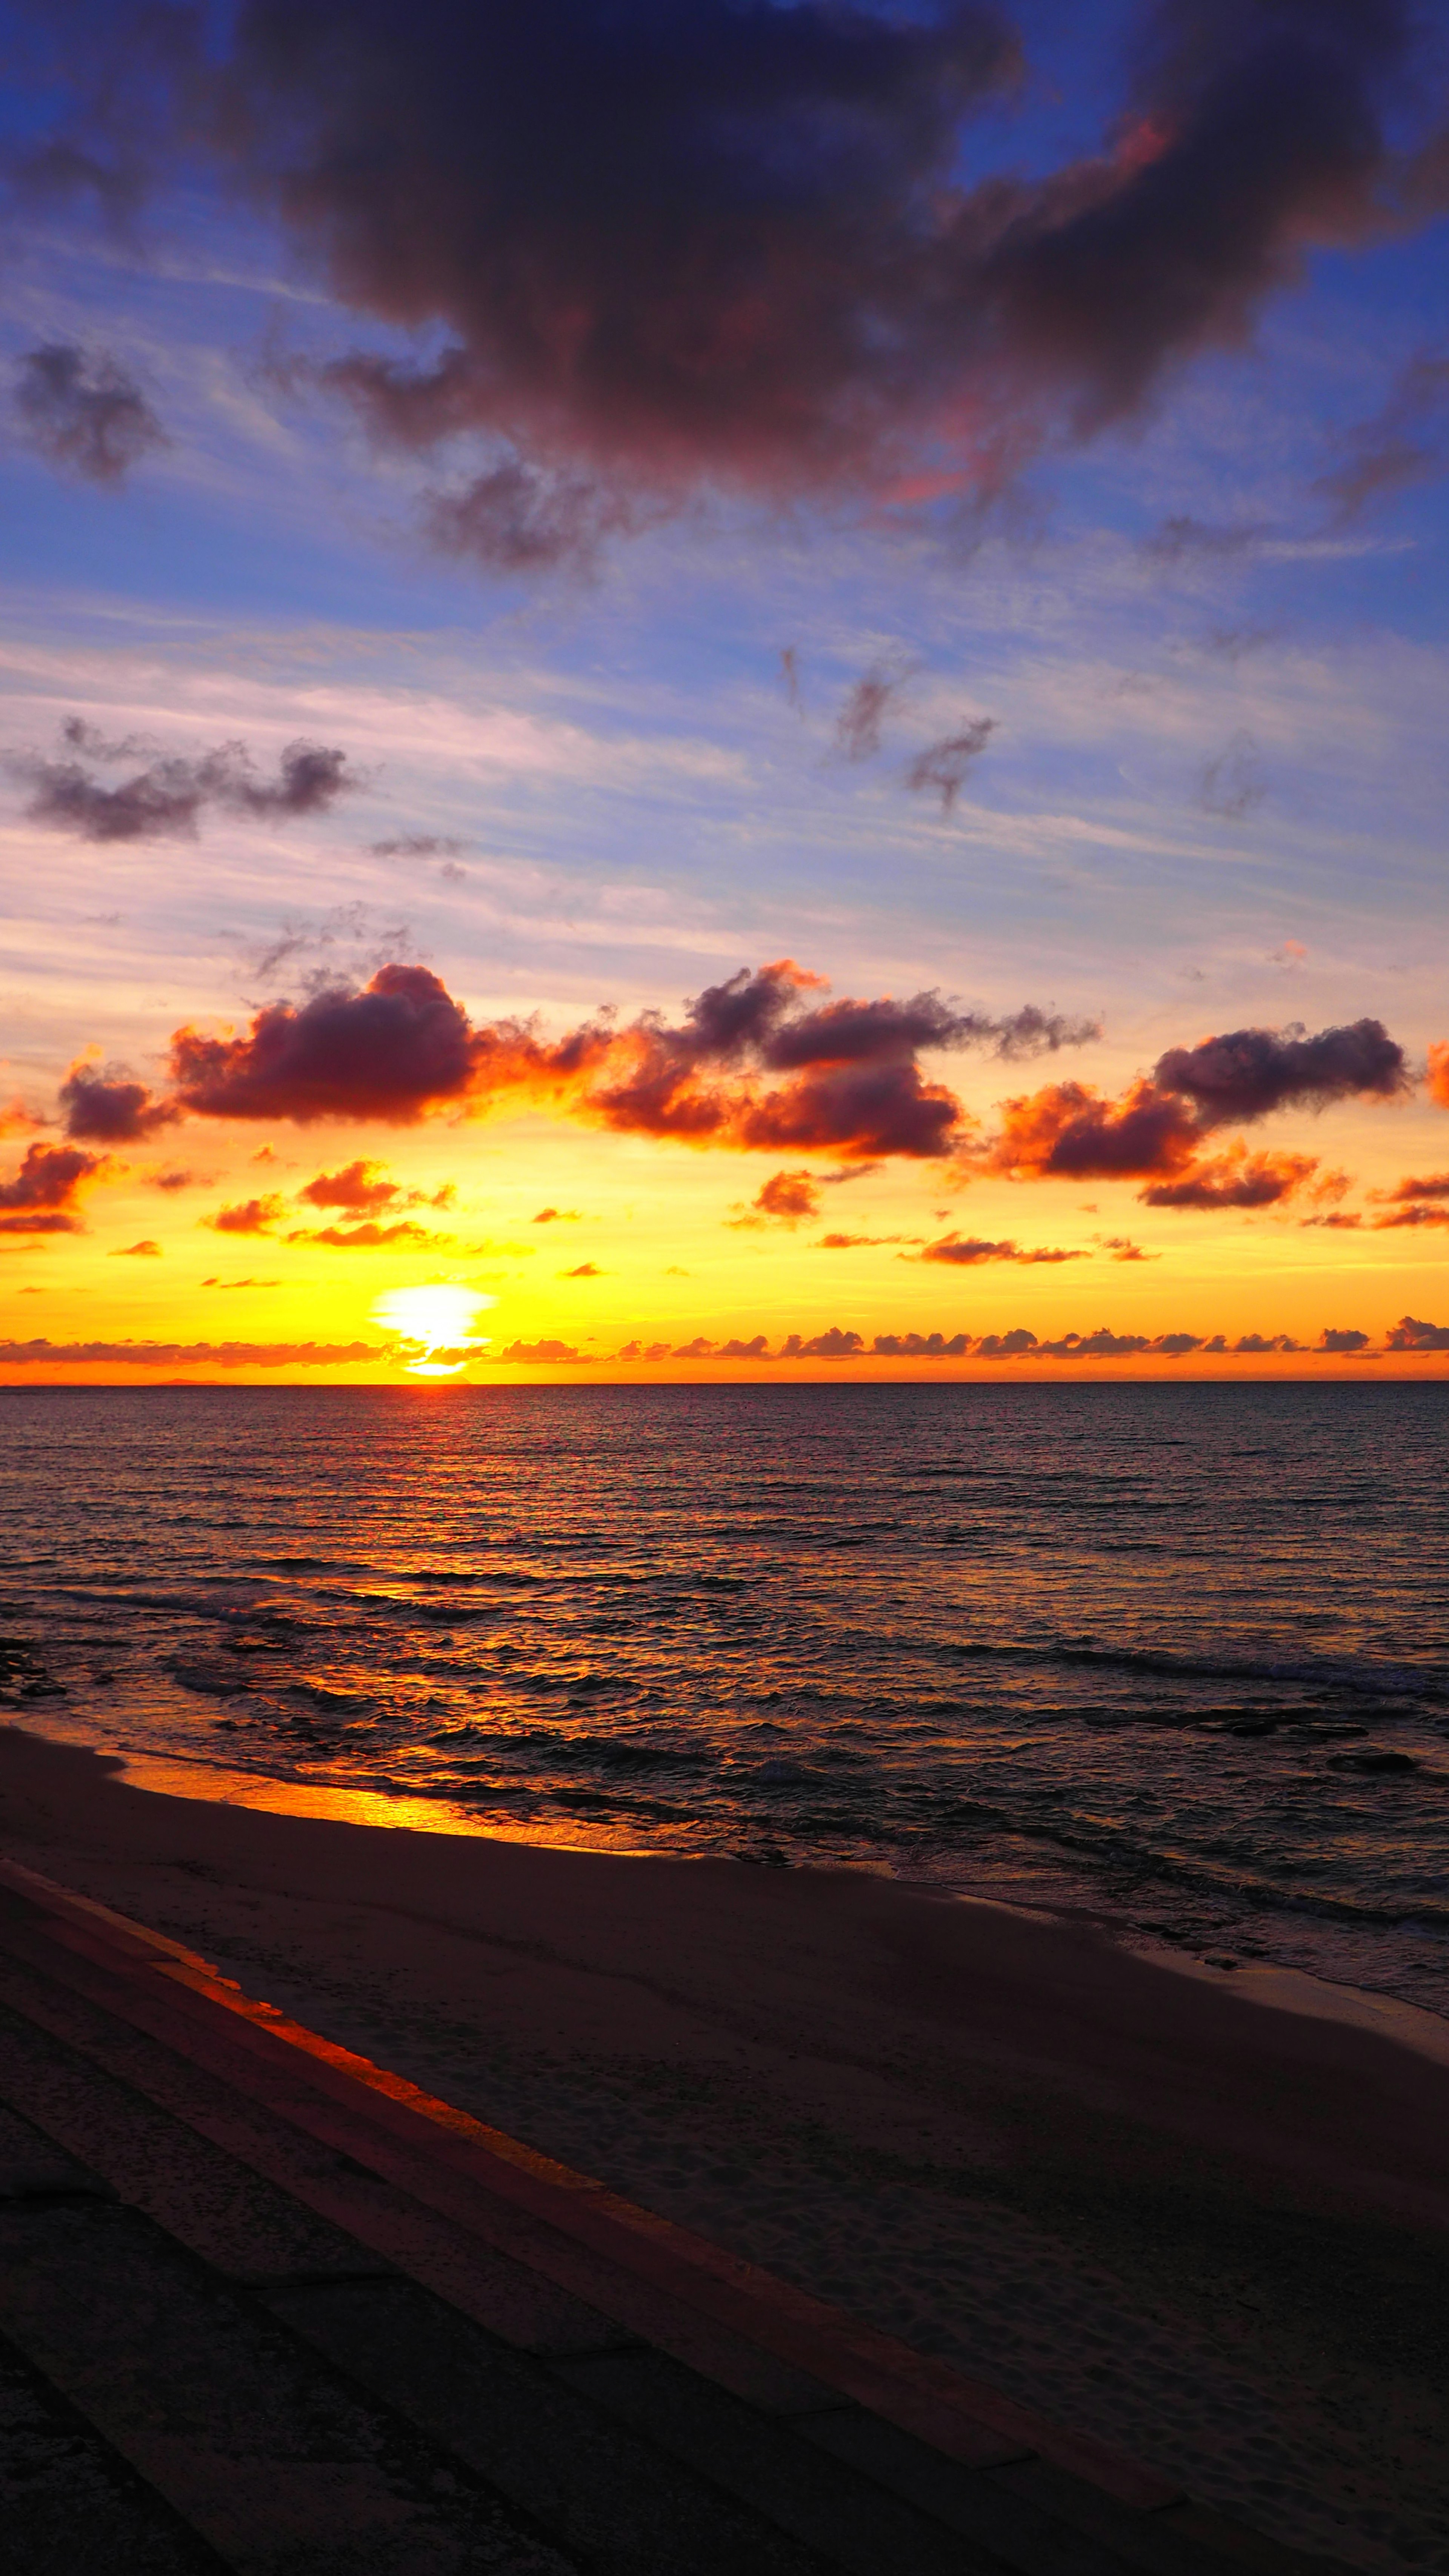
(373, 1283, 495, 1376)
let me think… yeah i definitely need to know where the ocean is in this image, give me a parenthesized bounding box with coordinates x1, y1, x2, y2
(3, 1380, 1447, 2013)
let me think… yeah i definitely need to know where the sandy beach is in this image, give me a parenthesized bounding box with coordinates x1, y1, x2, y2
(2, 1722, 1446, 2573)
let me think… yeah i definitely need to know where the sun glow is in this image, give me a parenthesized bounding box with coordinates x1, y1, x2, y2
(373, 1283, 495, 1376)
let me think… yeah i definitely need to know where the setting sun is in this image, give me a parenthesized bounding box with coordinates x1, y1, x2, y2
(373, 1284, 495, 1375)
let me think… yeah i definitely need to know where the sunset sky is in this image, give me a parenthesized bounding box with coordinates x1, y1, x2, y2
(3, 0, 1448, 1380)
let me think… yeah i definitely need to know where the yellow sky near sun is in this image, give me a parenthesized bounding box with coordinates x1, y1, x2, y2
(4, 1089, 1448, 1380)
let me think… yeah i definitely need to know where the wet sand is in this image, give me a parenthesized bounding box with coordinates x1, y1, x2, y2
(2, 1723, 1446, 2573)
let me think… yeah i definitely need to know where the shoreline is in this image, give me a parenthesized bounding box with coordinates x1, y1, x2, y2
(22, 1718, 1449, 2076)
(4, 1721, 1449, 2568)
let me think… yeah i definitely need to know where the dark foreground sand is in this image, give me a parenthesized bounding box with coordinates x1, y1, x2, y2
(2, 1726, 1446, 2574)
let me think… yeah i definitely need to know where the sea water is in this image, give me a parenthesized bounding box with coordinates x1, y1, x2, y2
(4, 1381, 1447, 2011)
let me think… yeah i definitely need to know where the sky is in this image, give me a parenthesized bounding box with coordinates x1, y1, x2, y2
(2, 0, 1448, 1383)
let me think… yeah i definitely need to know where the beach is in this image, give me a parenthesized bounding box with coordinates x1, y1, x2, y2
(2, 1722, 1446, 2573)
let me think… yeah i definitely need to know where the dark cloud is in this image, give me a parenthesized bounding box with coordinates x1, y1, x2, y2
(905, 720, 996, 813)
(1371, 1201, 1449, 1228)
(203, 1194, 287, 1235)
(421, 457, 639, 575)
(149, 1166, 198, 1191)
(14, 720, 358, 842)
(59, 1059, 178, 1143)
(1232, 1333, 1304, 1353)
(835, 663, 911, 762)
(780, 647, 801, 709)
(14, 342, 167, 485)
(719, 1334, 770, 1359)
(917, 1231, 1086, 1264)
(0, 1339, 381, 1366)
(1314, 349, 1449, 523)
(873, 1332, 974, 1357)
(1196, 729, 1265, 820)
(109, 1238, 161, 1256)
(58, 0, 1436, 543)
(370, 834, 467, 859)
(171, 963, 479, 1123)
(1385, 1314, 1449, 1352)
(1317, 1326, 1371, 1353)
(1154, 1017, 1408, 1121)
(166, 954, 1094, 1160)
(988, 1014, 1407, 1204)
(1096, 1234, 1157, 1260)
(0, 1141, 109, 1233)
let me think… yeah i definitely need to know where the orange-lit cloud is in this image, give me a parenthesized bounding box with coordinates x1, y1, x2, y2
(203, 1193, 288, 1235)
(1428, 1043, 1449, 1109)
(0, 1141, 111, 1234)
(165, 960, 1093, 1161)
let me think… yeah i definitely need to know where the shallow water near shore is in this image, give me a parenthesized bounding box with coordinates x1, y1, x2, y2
(4, 1379, 1448, 2013)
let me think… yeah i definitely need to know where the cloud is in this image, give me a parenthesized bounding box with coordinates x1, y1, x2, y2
(987, 1015, 1407, 1204)
(917, 1231, 1086, 1264)
(1385, 1315, 1449, 1352)
(1375, 1169, 1449, 1204)
(297, 1218, 443, 1247)
(14, 342, 167, 485)
(109, 1238, 161, 1257)
(561, 1260, 603, 1277)
(76, 0, 1437, 543)
(728, 1168, 820, 1228)
(1095, 1234, 1156, 1260)
(1142, 514, 1267, 563)
(531, 1205, 579, 1222)
(149, 1166, 198, 1191)
(816, 1231, 920, 1249)
(203, 1194, 288, 1235)
(166, 955, 1095, 1158)
(1371, 1202, 1449, 1228)
(1196, 730, 1265, 820)
(59, 1059, 178, 1143)
(594, 1315, 1445, 1364)
(298, 1158, 403, 1214)
(0, 1340, 381, 1367)
(14, 719, 358, 842)
(1314, 350, 1449, 523)
(1155, 1018, 1407, 1121)
(492, 1339, 588, 1364)
(835, 663, 911, 762)
(1427, 1041, 1449, 1109)
(905, 720, 996, 813)
(1141, 1148, 1320, 1209)
(422, 457, 640, 575)
(0, 1141, 109, 1234)
(370, 834, 467, 860)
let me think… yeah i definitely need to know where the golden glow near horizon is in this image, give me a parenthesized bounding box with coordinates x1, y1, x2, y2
(373, 1283, 495, 1376)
